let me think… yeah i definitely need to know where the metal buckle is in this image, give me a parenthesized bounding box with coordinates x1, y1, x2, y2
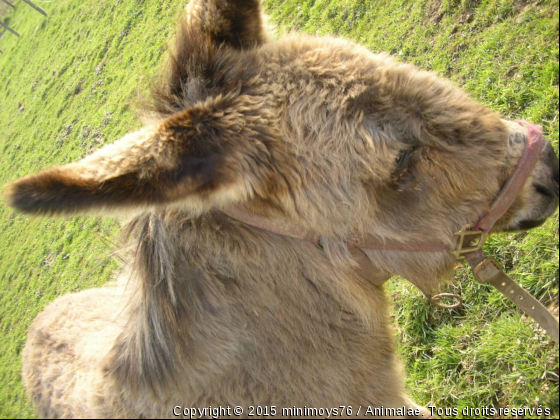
(451, 224, 488, 260)
(472, 257, 502, 284)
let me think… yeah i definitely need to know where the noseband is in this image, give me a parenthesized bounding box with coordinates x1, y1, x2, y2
(222, 120, 559, 344)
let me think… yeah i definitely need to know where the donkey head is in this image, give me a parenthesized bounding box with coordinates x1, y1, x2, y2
(498, 120, 559, 231)
(5, 0, 559, 295)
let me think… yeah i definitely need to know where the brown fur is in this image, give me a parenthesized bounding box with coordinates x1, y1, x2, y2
(5, 0, 559, 418)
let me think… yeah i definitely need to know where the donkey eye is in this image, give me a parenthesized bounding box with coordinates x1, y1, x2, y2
(392, 148, 415, 178)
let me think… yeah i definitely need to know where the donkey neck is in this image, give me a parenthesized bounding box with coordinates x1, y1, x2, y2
(104, 210, 392, 407)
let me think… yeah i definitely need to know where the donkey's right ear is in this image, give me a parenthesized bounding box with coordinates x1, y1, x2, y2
(186, 0, 268, 49)
(5, 101, 277, 216)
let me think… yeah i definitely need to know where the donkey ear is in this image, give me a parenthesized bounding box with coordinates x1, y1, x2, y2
(5, 103, 275, 216)
(186, 0, 268, 49)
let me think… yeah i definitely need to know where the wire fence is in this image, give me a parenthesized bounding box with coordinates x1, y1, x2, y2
(0, 0, 48, 52)
(1, 0, 47, 42)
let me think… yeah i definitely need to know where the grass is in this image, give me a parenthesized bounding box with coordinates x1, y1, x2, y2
(0, 0, 558, 418)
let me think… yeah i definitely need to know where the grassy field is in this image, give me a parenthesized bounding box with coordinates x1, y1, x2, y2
(0, 0, 558, 418)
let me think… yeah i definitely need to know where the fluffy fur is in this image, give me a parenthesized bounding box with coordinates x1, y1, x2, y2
(5, 0, 559, 418)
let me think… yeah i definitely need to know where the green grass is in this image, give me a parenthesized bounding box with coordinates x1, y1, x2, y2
(0, 0, 558, 418)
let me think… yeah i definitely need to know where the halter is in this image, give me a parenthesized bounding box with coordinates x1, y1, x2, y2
(222, 120, 559, 344)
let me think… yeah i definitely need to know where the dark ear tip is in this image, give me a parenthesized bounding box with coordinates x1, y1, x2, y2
(4, 176, 49, 215)
(3, 169, 80, 216)
(4, 168, 146, 217)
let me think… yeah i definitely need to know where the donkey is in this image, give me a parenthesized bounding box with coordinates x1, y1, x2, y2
(5, 0, 559, 418)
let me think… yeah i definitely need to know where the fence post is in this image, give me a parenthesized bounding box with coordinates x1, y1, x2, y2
(1, 0, 16, 10)
(21, 0, 48, 16)
(0, 20, 20, 37)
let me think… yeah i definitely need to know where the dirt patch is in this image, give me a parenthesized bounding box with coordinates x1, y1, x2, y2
(56, 120, 78, 148)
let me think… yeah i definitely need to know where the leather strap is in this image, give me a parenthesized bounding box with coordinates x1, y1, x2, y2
(222, 209, 392, 286)
(466, 252, 559, 344)
(353, 236, 454, 253)
(347, 245, 391, 286)
(222, 207, 322, 244)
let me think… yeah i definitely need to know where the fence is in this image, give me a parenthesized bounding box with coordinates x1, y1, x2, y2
(0, 0, 47, 47)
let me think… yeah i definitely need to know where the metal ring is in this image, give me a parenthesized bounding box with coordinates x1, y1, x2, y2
(430, 293, 463, 309)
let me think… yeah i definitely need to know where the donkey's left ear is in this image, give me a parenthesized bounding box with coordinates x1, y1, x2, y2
(5, 101, 278, 216)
